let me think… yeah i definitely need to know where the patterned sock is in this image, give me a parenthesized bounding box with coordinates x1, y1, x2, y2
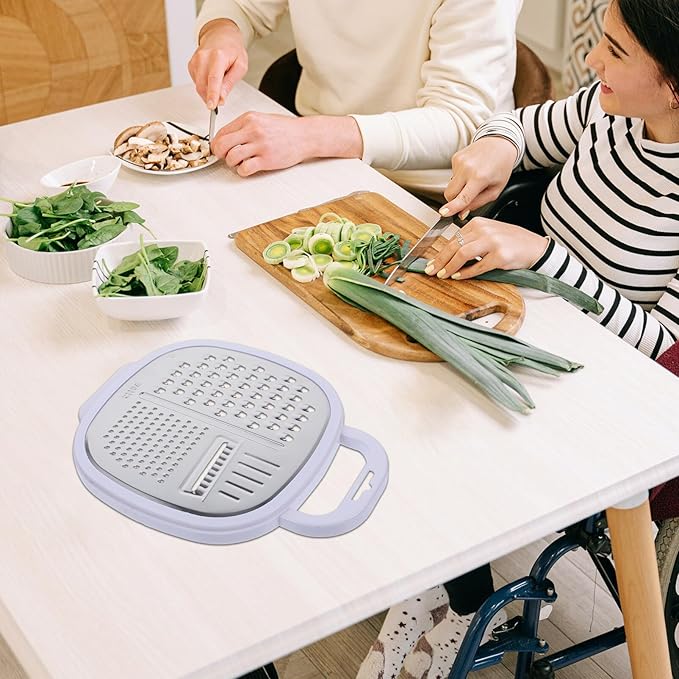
(356, 585, 450, 679)
(401, 608, 507, 679)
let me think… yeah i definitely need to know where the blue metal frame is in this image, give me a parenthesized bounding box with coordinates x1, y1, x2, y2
(448, 514, 626, 678)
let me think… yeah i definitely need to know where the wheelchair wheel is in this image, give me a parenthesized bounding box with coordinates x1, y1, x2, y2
(656, 517, 679, 676)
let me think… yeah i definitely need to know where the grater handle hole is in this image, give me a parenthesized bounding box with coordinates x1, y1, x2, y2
(351, 472, 374, 502)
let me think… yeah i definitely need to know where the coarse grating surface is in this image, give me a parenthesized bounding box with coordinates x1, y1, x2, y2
(85, 346, 331, 515)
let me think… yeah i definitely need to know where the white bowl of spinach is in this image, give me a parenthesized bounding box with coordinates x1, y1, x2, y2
(1, 185, 145, 284)
(92, 238, 210, 321)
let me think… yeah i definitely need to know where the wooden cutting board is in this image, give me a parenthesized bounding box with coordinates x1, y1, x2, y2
(233, 191, 525, 362)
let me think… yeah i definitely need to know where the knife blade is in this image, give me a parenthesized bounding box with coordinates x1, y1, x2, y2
(208, 107, 218, 151)
(384, 212, 466, 286)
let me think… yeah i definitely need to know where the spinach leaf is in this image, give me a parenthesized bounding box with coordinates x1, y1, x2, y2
(122, 210, 145, 225)
(17, 236, 46, 251)
(101, 201, 140, 213)
(96, 238, 206, 298)
(173, 259, 199, 282)
(4, 187, 145, 252)
(154, 271, 182, 295)
(52, 196, 84, 215)
(14, 205, 41, 225)
(77, 220, 125, 249)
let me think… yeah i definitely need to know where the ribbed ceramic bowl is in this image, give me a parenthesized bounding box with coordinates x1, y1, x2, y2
(3, 217, 129, 285)
(92, 240, 210, 321)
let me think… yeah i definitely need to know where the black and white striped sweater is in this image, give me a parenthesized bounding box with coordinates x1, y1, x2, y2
(474, 83, 679, 358)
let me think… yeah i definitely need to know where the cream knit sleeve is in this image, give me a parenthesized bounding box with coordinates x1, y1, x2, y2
(196, 0, 289, 47)
(350, 0, 521, 171)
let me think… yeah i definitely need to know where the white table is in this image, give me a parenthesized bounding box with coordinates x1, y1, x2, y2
(2, 82, 679, 679)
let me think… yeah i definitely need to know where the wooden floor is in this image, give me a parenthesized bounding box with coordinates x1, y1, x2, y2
(275, 534, 631, 679)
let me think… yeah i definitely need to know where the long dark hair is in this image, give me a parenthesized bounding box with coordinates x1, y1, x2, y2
(615, 0, 679, 99)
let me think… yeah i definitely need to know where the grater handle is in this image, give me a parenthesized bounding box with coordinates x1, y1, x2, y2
(280, 426, 388, 538)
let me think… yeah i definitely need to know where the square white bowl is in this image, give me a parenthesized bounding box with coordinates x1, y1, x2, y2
(92, 240, 210, 321)
(3, 217, 130, 284)
(40, 155, 121, 194)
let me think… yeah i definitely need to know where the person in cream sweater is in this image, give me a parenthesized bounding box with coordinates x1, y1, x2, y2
(190, 0, 523, 199)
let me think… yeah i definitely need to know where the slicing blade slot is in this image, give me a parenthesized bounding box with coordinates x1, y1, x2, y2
(185, 441, 232, 496)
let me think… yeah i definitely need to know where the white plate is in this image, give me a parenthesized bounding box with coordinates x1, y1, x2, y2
(114, 121, 220, 176)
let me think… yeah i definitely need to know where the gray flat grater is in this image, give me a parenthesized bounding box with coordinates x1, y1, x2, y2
(73, 340, 388, 544)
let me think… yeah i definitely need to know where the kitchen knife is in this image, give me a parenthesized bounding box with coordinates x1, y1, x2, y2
(384, 212, 466, 286)
(208, 107, 218, 151)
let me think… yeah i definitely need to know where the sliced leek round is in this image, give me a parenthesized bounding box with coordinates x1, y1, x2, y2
(317, 211, 343, 224)
(283, 251, 309, 269)
(351, 230, 375, 245)
(262, 240, 291, 265)
(285, 233, 304, 250)
(356, 222, 382, 237)
(308, 233, 335, 256)
(302, 227, 315, 252)
(326, 222, 343, 243)
(340, 222, 355, 242)
(333, 240, 357, 261)
(311, 254, 333, 271)
(291, 261, 320, 283)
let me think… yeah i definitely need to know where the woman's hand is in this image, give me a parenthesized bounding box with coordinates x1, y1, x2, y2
(211, 113, 362, 177)
(439, 137, 518, 216)
(188, 19, 248, 109)
(424, 217, 549, 279)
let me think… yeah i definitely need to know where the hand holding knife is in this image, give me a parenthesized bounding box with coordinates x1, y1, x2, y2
(384, 209, 469, 286)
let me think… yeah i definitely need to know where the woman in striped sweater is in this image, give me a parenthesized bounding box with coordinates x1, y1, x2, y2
(431, 0, 679, 360)
(358, 1, 679, 677)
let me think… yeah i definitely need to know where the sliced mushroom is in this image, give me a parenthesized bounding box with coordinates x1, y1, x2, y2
(137, 121, 168, 142)
(180, 151, 203, 162)
(167, 158, 189, 170)
(114, 125, 142, 149)
(113, 142, 130, 157)
(127, 136, 155, 148)
(146, 150, 170, 164)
